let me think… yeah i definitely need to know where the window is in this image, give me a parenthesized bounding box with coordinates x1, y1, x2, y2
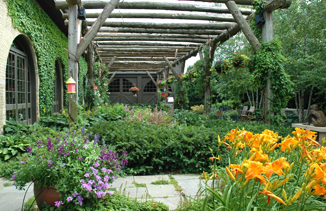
(122, 79, 134, 92)
(6, 47, 31, 123)
(108, 79, 120, 92)
(144, 80, 157, 92)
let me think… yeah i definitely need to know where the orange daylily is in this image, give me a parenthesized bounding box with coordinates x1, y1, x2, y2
(313, 184, 326, 199)
(279, 136, 298, 152)
(259, 188, 286, 205)
(253, 150, 269, 162)
(265, 157, 290, 179)
(309, 163, 326, 184)
(243, 161, 267, 184)
(229, 164, 244, 178)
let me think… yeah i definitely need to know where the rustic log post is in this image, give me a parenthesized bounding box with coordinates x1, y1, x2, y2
(146, 71, 159, 104)
(108, 72, 117, 85)
(163, 56, 184, 109)
(76, 0, 120, 58)
(67, 3, 79, 124)
(262, 11, 274, 123)
(225, 1, 261, 51)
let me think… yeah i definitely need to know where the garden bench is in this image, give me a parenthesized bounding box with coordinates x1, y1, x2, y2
(240, 106, 255, 122)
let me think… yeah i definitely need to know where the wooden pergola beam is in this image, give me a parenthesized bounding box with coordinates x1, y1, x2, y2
(110, 63, 166, 69)
(99, 53, 184, 57)
(146, 71, 158, 88)
(94, 41, 201, 47)
(106, 56, 117, 69)
(108, 68, 162, 72)
(102, 57, 175, 62)
(97, 48, 192, 53)
(63, 12, 236, 22)
(97, 45, 195, 50)
(65, 0, 81, 6)
(96, 27, 226, 35)
(264, 0, 292, 12)
(163, 56, 181, 82)
(76, 0, 120, 58)
(93, 37, 208, 44)
(108, 71, 117, 85)
(95, 33, 215, 39)
(86, 21, 236, 30)
(56, 1, 253, 14)
(225, 1, 260, 51)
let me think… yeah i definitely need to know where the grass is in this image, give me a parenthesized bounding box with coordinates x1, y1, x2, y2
(168, 175, 183, 192)
(3, 182, 12, 187)
(151, 179, 170, 185)
(132, 181, 147, 188)
(24, 197, 39, 211)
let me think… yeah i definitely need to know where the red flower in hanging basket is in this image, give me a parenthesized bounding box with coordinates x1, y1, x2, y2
(225, 66, 228, 68)
(242, 65, 245, 68)
(129, 87, 140, 93)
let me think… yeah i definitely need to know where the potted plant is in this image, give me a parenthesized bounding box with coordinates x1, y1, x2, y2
(129, 86, 140, 97)
(13, 126, 128, 210)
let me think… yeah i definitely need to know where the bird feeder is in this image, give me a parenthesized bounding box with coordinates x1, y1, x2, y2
(66, 77, 76, 94)
(93, 82, 98, 90)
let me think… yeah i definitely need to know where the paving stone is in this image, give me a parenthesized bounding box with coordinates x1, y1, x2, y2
(134, 175, 170, 185)
(111, 176, 135, 192)
(0, 183, 34, 211)
(172, 174, 206, 199)
(147, 184, 179, 198)
(153, 197, 180, 211)
(122, 187, 149, 198)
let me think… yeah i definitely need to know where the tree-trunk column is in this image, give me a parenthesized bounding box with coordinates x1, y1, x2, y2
(262, 12, 273, 123)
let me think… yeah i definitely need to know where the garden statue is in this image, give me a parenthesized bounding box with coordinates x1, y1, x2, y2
(304, 104, 326, 127)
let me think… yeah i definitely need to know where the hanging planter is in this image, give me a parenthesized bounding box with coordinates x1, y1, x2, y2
(129, 87, 140, 97)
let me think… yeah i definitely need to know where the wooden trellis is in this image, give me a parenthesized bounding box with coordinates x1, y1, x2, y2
(54, 0, 291, 122)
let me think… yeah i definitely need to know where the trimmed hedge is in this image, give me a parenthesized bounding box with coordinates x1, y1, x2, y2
(89, 121, 225, 175)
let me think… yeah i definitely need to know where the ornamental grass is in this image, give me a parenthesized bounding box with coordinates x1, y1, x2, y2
(201, 128, 326, 210)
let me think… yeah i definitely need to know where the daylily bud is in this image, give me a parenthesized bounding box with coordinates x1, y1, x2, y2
(282, 189, 287, 201)
(292, 188, 302, 202)
(203, 171, 207, 180)
(226, 167, 236, 181)
(306, 180, 316, 191)
(277, 178, 289, 188)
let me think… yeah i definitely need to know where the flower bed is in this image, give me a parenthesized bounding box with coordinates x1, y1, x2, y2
(199, 128, 326, 210)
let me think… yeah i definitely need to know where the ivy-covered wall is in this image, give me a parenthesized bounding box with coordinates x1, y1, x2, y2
(5, 0, 88, 114)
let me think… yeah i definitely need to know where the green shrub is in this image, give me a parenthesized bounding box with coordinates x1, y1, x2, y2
(89, 121, 226, 175)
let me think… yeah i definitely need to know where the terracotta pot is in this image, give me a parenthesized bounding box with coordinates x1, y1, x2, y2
(33, 182, 60, 211)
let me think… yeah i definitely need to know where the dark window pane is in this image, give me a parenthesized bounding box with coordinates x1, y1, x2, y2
(122, 79, 134, 92)
(144, 80, 157, 92)
(108, 79, 120, 92)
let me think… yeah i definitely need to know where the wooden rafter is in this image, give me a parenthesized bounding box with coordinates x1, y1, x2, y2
(56, 1, 253, 14)
(63, 12, 236, 22)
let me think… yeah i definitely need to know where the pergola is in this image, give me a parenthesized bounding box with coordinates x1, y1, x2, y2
(54, 0, 291, 122)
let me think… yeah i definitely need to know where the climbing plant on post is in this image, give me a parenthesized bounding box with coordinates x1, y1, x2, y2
(199, 46, 213, 113)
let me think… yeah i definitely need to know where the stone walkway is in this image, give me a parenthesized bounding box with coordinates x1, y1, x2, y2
(0, 174, 205, 211)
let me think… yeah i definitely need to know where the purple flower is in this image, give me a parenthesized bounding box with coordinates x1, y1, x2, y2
(122, 158, 128, 166)
(20, 161, 25, 164)
(88, 180, 95, 185)
(67, 196, 73, 202)
(95, 175, 102, 181)
(94, 162, 100, 168)
(101, 168, 107, 172)
(12, 175, 16, 180)
(60, 163, 65, 167)
(72, 192, 79, 197)
(13, 171, 17, 174)
(54, 201, 63, 207)
(122, 150, 127, 156)
(75, 148, 78, 153)
(106, 169, 113, 174)
(26, 147, 32, 153)
(77, 195, 83, 206)
(37, 139, 43, 148)
(104, 175, 110, 182)
(81, 125, 86, 136)
(83, 145, 89, 149)
(47, 138, 53, 151)
(90, 167, 98, 174)
(84, 173, 90, 178)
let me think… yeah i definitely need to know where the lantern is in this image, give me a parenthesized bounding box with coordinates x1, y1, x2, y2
(66, 77, 76, 94)
(93, 82, 98, 90)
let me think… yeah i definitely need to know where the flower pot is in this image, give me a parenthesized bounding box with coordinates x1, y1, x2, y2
(34, 182, 60, 211)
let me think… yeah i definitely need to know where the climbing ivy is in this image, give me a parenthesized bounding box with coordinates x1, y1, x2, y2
(249, 0, 293, 125)
(5, 0, 88, 115)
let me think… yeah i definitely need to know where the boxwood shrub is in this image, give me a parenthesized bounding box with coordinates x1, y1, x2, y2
(89, 121, 226, 175)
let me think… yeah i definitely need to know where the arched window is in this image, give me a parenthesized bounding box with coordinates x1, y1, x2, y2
(6, 45, 31, 123)
(108, 79, 120, 92)
(122, 79, 134, 92)
(144, 80, 157, 92)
